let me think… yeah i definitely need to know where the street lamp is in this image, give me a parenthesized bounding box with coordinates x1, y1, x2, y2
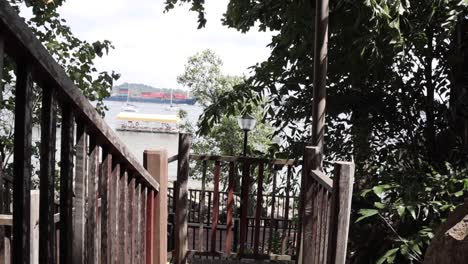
(238, 113, 257, 156)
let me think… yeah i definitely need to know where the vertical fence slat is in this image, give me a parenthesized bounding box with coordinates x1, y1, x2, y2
(319, 189, 329, 264)
(268, 167, 277, 254)
(175, 134, 191, 264)
(86, 141, 99, 263)
(313, 185, 321, 264)
(119, 171, 129, 264)
(198, 160, 207, 252)
(39, 86, 57, 264)
(100, 151, 112, 264)
(133, 182, 140, 263)
(73, 124, 87, 263)
(13, 62, 33, 264)
(128, 177, 136, 263)
(141, 186, 147, 264)
(327, 162, 354, 264)
(225, 162, 235, 255)
(239, 161, 251, 256)
(253, 162, 264, 255)
(0, 158, 4, 263)
(210, 161, 220, 253)
(60, 105, 74, 264)
(110, 163, 119, 263)
(281, 165, 292, 254)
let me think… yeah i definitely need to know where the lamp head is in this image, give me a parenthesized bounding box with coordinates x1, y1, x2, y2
(238, 113, 256, 132)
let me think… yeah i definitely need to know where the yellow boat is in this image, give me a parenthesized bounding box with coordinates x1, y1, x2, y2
(116, 112, 180, 134)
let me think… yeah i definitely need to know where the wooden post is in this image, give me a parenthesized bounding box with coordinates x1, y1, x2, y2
(311, 0, 329, 160)
(99, 151, 112, 264)
(327, 162, 354, 264)
(299, 146, 320, 264)
(174, 134, 192, 264)
(143, 150, 168, 264)
(13, 62, 33, 264)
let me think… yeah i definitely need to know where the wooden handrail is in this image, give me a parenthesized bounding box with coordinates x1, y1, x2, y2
(190, 154, 299, 165)
(310, 169, 332, 191)
(0, 0, 158, 192)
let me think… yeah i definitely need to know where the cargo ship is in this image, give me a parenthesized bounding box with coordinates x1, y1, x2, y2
(105, 83, 197, 105)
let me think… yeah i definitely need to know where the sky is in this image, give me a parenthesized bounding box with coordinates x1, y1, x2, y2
(57, 0, 274, 89)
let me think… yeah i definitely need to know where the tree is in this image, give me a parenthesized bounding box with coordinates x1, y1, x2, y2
(178, 49, 240, 107)
(166, 0, 468, 262)
(1, 1, 119, 181)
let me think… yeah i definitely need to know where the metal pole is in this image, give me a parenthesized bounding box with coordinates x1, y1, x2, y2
(243, 130, 248, 157)
(311, 0, 329, 159)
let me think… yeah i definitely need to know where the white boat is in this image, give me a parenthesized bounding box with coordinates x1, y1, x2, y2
(116, 112, 180, 134)
(164, 88, 179, 112)
(123, 103, 138, 112)
(122, 89, 138, 112)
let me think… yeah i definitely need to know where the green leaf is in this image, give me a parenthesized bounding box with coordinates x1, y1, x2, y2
(407, 206, 417, 220)
(356, 209, 379, 222)
(397, 205, 405, 217)
(377, 248, 399, 264)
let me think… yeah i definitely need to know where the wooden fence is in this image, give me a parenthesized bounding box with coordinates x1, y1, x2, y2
(170, 135, 354, 264)
(0, 0, 167, 263)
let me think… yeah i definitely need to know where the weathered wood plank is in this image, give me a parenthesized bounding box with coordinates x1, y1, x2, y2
(225, 162, 235, 255)
(110, 163, 119, 264)
(190, 154, 299, 166)
(72, 124, 87, 263)
(281, 165, 292, 254)
(60, 104, 75, 264)
(146, 187, 155, 264)
(119, 171, 129, 264)
(86, 141, 99, 263)
(143, 150, 168, 264)
(39, 85, 57, 264)
(128, 178, 136, 263)
(210, 161, 220, 253)
(175, 134, 192, 264)
(0, 158, 4, 264)
(141, 187, 147, 264)
(100, 151, 112, 264)
(327, 161, 354, 264)
(0, 0, 159, 192)
(239, 162, 251, 256)
(198, 160, 207, 252)
(268, 167, 277, 254)
(253, 162, 264, 255)
(13, 62, 33, 264)
(134, 183, 141, 264)
(299, 146, 319, 264)
(310, 169, 332, 192)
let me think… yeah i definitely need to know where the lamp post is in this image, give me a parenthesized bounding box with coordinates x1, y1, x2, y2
(237, 114, 256, 156)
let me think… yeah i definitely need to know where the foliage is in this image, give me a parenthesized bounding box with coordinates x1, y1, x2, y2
(0, 1, 119, 178)
(167, 0, 468, 262)
(177, 49, 242, 107)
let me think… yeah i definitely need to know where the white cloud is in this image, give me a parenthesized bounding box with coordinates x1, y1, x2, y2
(58, 0, 273, 89)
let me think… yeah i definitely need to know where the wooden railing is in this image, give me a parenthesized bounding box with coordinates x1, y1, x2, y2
(171, 135, 354, 264)
(167, 188, 300, 257)
(0, 0, 166, 263)
(299, 146, 354, 264)
(170, 134, 303, 263)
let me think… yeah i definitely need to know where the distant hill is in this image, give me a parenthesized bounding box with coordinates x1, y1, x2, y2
(112, 82, 186, 95)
